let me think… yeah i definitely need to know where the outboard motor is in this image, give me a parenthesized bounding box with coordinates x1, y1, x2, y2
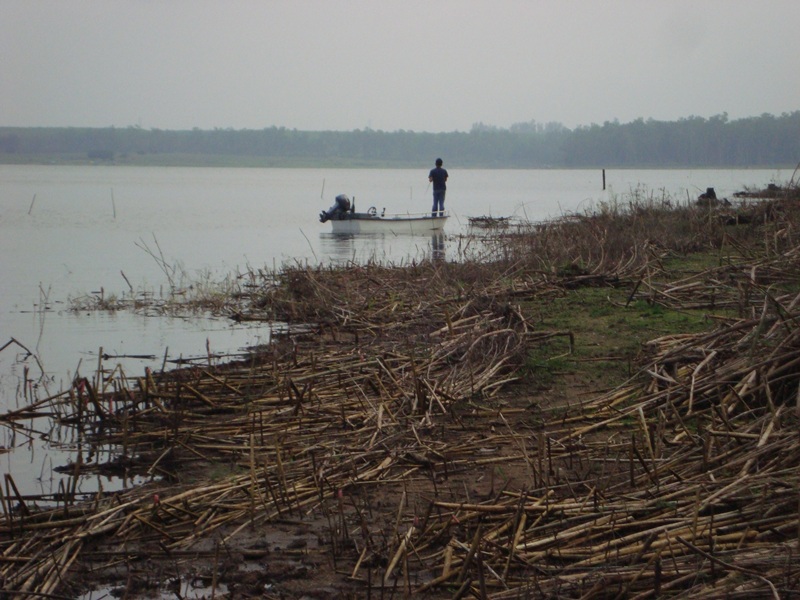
(319, 194, 351, 223)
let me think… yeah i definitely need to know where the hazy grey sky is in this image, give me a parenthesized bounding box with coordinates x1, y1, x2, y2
(2, 1, 798, 132)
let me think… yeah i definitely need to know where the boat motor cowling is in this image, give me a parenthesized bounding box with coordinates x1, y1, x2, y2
(319, 194, 352, 223)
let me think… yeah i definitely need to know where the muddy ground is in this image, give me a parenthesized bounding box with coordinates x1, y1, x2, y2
(73, 378, 578, 599)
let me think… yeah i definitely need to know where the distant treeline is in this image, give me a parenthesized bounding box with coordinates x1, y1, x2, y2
(1, 112, 798, 168)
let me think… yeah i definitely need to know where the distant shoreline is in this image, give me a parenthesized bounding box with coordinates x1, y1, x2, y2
(2, 113, 798, 169)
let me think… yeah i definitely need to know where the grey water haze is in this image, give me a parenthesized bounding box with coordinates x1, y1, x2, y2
(0, 165, 787, 496)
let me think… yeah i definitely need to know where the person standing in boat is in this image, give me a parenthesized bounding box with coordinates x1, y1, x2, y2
(428, 158, 448, 217)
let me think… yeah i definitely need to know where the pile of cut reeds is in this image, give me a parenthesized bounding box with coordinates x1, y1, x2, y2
(4, 194, 800, 599)
(403, 290, 800, 598)
(1, 260, 557, 598)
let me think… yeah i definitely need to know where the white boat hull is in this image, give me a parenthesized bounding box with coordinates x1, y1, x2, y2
(329, 213, 447, 235)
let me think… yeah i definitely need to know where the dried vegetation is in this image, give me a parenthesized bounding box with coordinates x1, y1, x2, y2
(3, 182, 800, 599)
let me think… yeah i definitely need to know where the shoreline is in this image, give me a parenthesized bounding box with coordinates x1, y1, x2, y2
(3, 190, 800, 598)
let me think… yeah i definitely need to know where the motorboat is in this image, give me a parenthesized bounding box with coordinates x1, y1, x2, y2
(319, 194, 447, 235)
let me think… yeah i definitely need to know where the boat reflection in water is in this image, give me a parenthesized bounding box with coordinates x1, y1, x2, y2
(318, 231, 448, 265)
(431, 232, 445, 262)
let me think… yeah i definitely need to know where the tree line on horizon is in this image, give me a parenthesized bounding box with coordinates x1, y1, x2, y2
(0, 112, 797, 168)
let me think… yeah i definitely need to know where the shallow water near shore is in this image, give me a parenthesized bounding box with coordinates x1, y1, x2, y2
(0, 165, 787, 496)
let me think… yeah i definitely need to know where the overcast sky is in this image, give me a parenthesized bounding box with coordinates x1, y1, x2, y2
(2, 1, 798, 133)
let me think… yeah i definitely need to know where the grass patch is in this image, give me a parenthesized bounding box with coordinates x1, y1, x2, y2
(525, 273, 735, 392)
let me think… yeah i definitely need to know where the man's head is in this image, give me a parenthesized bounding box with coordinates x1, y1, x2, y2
(435, 158, 443, 167)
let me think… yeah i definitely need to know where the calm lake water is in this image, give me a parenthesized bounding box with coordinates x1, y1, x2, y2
(0, 164, 787, 496)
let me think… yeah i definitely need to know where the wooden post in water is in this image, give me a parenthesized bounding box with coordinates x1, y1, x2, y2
(602, 169, 606, 190)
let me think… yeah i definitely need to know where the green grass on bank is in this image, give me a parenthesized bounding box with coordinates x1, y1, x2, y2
(522, 271, 729, 394)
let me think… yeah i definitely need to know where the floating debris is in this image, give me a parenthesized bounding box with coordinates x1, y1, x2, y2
(468, 215, 513, 228)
